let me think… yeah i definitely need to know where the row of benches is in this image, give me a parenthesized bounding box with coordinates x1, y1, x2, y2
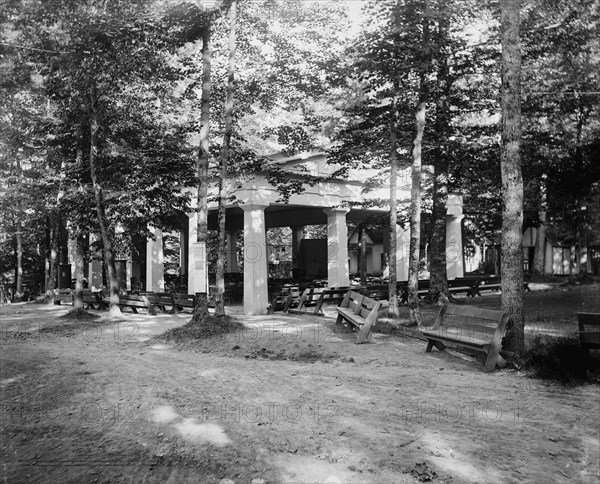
(268, 277, 531, 316)
(53, 289, 203, 315)
(269, 285, 600, 373)
(55, 288, 599, 373)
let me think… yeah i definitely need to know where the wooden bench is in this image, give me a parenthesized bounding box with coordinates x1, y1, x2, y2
(118, 294, 157, 315)
(267, 285, 300, 314)
(82, 291, 107, 310)
(336, 290, 382, 344)
(287, 287, 328, 315)
(141, 292, 175, 313)
(171, 293, 216, 313)
(577, 312, 600, 362)
(311, 287, 353, 315)
(53, 289, 73, 305)
(422, 304, 509, 372)
(267, 293, 290, 314)
(172, 293, 195, 313)
(465, 277, 531, 297)
(282, 289, 305, 312)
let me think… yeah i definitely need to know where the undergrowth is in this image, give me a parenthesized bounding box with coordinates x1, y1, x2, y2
(522, 334, 600, 385)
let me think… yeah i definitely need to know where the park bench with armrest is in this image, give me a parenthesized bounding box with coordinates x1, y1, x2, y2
(336, 290, 382, 344)
(140, 292, 176, 313)
(311, 287, 353, 315)
(267, 285, 300, 314)
(465, 277, 531, 297)
(82, 290, 107, 310)
(282, 289, 305, 312)
(171, 293, 216, 313)
(267, 292, 288, 314)
(358, 286, 390, 310)
(577, 312, 600, 362)
(421, 304, 509, 372)
(118, 294, 157, 315)
(287, 287, 328, 315)
(172, 293, 196, 313)
(53, 289, 73, 305)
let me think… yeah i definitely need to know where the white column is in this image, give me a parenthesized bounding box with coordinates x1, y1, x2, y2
(126, 259, 133, 291)
(67, 236, 77, 280)
(396, 225, 409, 282)
(243, 204, 269, 315)
(446, 193, 465, 280)
(226, 231, 238, 272)
(146, 227, 165, 292)
(188, 212, 208, 295)
(89, 233, 103, 291)
(324, 208, 350, 288)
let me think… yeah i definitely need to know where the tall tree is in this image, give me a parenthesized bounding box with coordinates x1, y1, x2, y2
(407, 0, 431, 327)
(428, 0, 451, 302)
(215, 0, 237, 316)
(388, 91, 401, 317)
(500, 0, 525, 355)
(193, 19, 213, 320)
(88, 77, 121, 317)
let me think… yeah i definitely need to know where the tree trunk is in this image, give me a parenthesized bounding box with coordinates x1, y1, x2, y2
(500, 0, 525, 356)
(44, 215, 50, 295)
(193, 21, 213, 322)
(428, 3, 451, 303)
(73, 233, 86, 311)
(71, 127, 87, 313)
(215, 1, 237, 317)
(388, 94, 400, 318)
(408, 0, 430, 327)
(45, 214, 59, 301)
(533, 174, 547, 275)
(88, 78, 121, 318)
(15, 220, 23, 302)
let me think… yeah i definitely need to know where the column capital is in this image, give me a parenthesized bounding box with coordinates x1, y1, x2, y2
(323, 207, 350, 216)
(241, 203, 269, 212)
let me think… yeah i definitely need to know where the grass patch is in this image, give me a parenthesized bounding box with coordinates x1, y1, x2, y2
(157, 315, 245, 343)
(522, 334, 600, 384)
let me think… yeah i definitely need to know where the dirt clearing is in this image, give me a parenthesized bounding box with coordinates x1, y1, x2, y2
(1, 285, 599, 483)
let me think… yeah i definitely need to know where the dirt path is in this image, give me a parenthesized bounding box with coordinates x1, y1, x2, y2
(1, 294, 599, 484)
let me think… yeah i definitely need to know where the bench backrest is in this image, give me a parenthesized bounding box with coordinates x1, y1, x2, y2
(433, 304, 508, 342)
(577, 312, 600, 331)
(119, 294, 150, 305)
(340, 290, 382, 319)
(577, 312, 600, 348)
(141, 292, 174, 303)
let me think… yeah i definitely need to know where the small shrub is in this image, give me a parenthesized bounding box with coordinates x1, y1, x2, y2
(522, 334, 600, 384)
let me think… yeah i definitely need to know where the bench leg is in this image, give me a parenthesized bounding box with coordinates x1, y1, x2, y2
(484, 349, 507, 372)
(336, 315, 354, 333)
(426, 339, 446, 352)
(356, 326, 373, 344)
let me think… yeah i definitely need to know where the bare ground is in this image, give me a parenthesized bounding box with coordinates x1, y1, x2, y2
(1, 284, 599, 484)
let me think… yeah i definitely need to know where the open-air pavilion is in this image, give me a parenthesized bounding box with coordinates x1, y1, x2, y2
(80, 151, 465, 315)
